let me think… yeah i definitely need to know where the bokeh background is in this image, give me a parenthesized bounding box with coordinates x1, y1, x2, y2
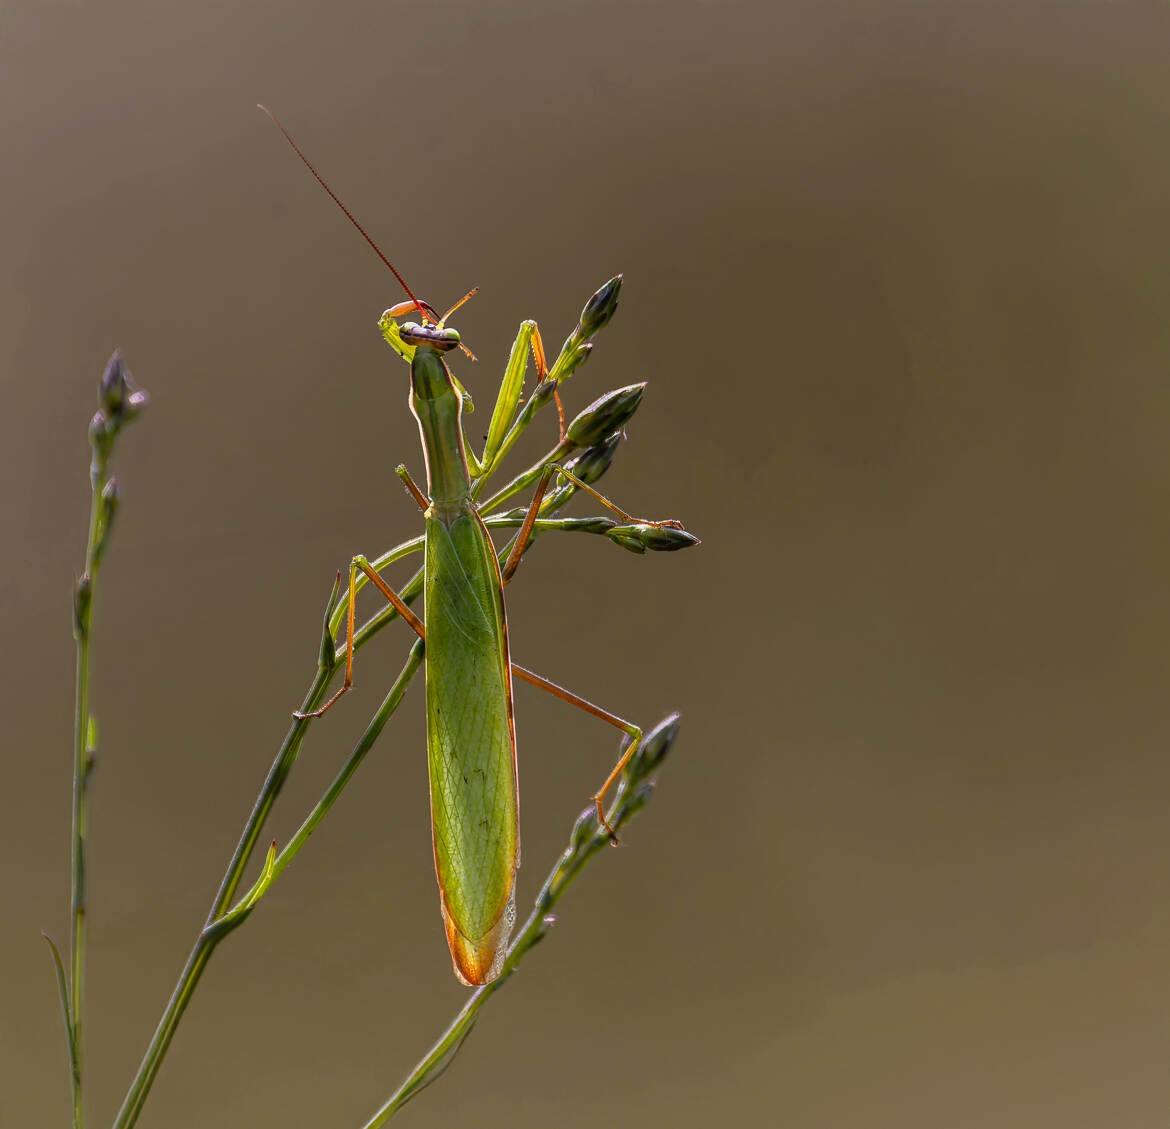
(5, 2, 1170, 1126)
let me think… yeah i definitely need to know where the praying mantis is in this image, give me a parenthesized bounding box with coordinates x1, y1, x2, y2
(262, 108, 697, 986)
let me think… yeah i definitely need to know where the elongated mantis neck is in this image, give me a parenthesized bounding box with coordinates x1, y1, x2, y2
(408, 344, 471, 513)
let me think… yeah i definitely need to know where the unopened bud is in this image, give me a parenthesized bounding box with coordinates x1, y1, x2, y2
(632, 713, 681, 778)
(530, 379, 558, 411)
(579, 275, 622, 336)
(614, 781, 655, 829)
(91, 478, 122, 568)
(569, 805, 601, 851)
(606, 521, 699, 553)
(565, 384, 644, 448)
(88, 410, 107, 447)
(99, 352, 128, 414)
(562, 430, 622, 485)
(560, 342, 593, 378)
(73, 576, 93, 639)
(98, 351, 147, 426)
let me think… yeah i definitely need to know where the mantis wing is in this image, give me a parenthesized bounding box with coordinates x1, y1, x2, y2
(424, 508, 518, 986)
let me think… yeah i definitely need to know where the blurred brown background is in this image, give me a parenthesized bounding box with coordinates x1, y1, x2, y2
(4, 1, 1170, 1126)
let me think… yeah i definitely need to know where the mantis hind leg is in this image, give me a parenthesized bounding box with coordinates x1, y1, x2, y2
(293, 556, 425, 720)
(510, 663, 642, 845)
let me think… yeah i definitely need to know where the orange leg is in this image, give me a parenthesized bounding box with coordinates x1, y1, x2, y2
(528, 325, 565, 441)
(293, 556, 425, 720)
(546, 462, 686, 530)
(511, 663, 642, 843)
(501, 464, 557, 583)
(395, 464, 429, 513)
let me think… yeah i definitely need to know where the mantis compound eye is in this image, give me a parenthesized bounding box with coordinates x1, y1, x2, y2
(399, 323, 462, 352)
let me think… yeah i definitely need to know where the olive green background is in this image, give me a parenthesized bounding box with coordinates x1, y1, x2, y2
(5, 2, 1170, 1126)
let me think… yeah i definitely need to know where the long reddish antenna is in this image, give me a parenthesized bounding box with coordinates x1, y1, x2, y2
(258, 104, 424, 316)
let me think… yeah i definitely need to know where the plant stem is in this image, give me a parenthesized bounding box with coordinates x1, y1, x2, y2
(259, 639, 425, 890)
(68, 486, 102, 1129)
(110, 641, 425, 1129)
(62, 352, 146, 1128)
(357, 712, 676, 1127)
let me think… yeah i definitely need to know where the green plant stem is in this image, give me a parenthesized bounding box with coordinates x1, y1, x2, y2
(359, 750, 654, 1127)
(70, 638, 88, 1129)
(110, 640, 423, 1129)
(477, 437, 574, 515)
(107, 660, 326, 1129)
(68, 485, 103, 1129)
(256, 639, 424, 891)
(359, 888, 568, 1126)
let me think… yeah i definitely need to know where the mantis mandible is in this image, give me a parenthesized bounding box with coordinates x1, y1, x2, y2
(262, 108, 697, 986)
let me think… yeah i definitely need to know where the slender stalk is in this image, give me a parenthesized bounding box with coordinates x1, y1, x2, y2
(68, 489, 101, 1129)
(109, 660, 328, 1129)
(359, 713, 680, 1126)
(262, 639, 424, 890)
(207, 662, 334, 920)
(111, 642, 425, 1129)
(476, 438, 573, 515)
(61, 353, 146, 1129)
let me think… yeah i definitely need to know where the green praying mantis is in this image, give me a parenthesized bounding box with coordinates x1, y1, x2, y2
(262, 108, 698, 986)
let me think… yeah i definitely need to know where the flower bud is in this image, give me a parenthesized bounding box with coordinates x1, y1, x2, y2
(99, 352, 128, 414)
(565, 384, 644, 448)
(615, 781, 655, 828)
(606, 521, 699, 553)
(91, 478, 122, 568)
(569, 805, 601, 851)
(579, 275, 622, 336)
(562, 430, 622, 485)
(73, 576, 93, 639)
(632, 713, 681, 778)
(560, 342, 593, 378)
(98, 351, 147, 426)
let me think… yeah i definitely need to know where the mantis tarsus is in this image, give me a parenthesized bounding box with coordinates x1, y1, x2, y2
(262, 107, 698, 986)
